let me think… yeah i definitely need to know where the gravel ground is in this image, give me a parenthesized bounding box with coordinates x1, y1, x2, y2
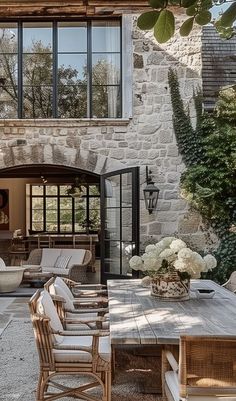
(0, 319, 162, 401)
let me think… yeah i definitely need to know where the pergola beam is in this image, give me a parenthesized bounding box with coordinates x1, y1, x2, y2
(0, 1, 150, 17)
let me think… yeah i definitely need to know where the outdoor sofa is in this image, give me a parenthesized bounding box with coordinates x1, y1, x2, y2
(23, 248, 92, 283)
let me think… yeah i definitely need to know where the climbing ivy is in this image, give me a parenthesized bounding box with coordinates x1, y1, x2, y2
(168, 69, 236, 283)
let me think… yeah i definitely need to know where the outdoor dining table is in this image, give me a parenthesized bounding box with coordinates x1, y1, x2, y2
(107, 279, 236, 345)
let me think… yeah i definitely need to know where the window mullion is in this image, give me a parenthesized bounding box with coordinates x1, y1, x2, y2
(18, 21, 23, 119)
(53, 21, 58, 118)
(87, 21, 92, 118)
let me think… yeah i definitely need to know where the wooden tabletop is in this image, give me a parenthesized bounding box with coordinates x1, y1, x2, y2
(108, 279, 236, 345)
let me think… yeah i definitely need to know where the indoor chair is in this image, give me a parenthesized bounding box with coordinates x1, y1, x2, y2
(162, 335, 236, 401)
(29, 289, 111, 401)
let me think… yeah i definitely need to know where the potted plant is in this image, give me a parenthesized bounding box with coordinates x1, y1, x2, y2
(129, 237, 217, 300)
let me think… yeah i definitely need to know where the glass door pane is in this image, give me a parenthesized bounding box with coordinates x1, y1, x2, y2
(100, 167, 139, 282)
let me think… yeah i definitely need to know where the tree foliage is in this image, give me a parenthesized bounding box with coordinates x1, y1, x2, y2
(168, 69, 236, 283)
(138, 0, 236, 43)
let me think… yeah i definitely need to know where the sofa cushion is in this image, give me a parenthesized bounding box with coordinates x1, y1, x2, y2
(36, 290, 63, 344)
(60, 249, 86, 268)
(43, 267, 69, 276)
(41, 249, 61, 271)
(53, 334, 111, 363)
(54, 255, 71, 269)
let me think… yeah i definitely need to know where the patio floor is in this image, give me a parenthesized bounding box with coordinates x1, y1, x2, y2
(0, 294, 162, 401)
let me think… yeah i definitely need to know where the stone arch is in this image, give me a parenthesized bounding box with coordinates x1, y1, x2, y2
(0, 144, 126, 175)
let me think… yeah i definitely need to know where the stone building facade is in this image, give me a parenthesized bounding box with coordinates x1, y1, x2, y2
(0, 15, 218, 251)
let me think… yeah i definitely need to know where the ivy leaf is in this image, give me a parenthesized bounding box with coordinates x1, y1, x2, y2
(149, 0, 165, 9)
(154, 9, 175, 43)
(195, 10, 211, 25)
(180, 17, 194, 36)
(182, 0, 197, 8)
(220, 2, 236, 27)
(137, 11, 160, 30)
(186, 5, 197, 16)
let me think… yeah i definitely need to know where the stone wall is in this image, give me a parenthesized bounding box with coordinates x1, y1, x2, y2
(0, 15, 217, 252)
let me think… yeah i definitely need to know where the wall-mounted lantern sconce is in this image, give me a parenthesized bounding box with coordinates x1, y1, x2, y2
(143, 166, 160, 214)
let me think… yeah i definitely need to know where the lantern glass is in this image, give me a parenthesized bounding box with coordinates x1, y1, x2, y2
(143, 184, 159, 214)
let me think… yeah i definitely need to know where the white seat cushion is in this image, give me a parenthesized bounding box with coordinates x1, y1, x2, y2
(53, 334, 111, 363)
(41, 249, 61, 271)
(60, 249, 86, 267)
(36, 290, 64, 344)
(43, 267, 69, 276)
(165, 371, 236, 401)
(55, 276, 74, 301)
(0, 258, 6, 269)
(54, 283, 74, 310)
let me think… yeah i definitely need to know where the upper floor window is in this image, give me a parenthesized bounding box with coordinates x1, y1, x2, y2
(0, 20, 121, 119)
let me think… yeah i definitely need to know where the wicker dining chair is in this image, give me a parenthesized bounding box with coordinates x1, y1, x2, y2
(44, 277, 109, 330)
(29, 289, 111, 401)
(162, 336, 236, 401)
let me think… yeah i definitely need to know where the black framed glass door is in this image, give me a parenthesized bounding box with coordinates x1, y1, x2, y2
(100, 167, 139, 283)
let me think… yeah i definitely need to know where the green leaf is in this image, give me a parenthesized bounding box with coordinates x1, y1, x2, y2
(195, 10, 211, 25)
(137, 11, 160, 30)
(180, 17, 194, 36)
(154, 9, 175, 43)
(149, 0, 165, 9)
(220, 2, 236, 27)
(186, 5, 197, 16)
(182, 0, 197, 8)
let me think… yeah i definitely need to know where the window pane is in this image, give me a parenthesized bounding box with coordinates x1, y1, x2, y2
(23, 86, 53, 118)
(0, 23, 18, 53)
(32, 222, 43, 231)
(60, 198, 72, 210)
(46, 222, 57, 232)
(0, 85, 18, 118)
(89, 197, 100, 210)
(92, 21, 120, 53)
(89, 185, 100, 196)
(46, 198, 57, 209)
(58, 54, 87, 83)
(23, 54, 52, 86)
(23, 22, 52, 53)
(58, 22, 87, 53)
(32, 185, 43, 195)
(92, 54, 120, 85)
(58, 85, 87, 118)
(92, 85, 121, 118)
(32, 198, 43, 209)
(46, 186, 58, 196)
(90, 208, 100, 230)
(60, 186, 71, 196)
(32, 210, 43, 222)
(60, 223, 72, 232)
(46, 210, 57, 221)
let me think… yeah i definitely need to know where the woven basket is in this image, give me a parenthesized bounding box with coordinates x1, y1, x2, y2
(151, 271, 190, 300)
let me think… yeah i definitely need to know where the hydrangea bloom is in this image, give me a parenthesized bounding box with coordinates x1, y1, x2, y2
(129, 236, 217, 279)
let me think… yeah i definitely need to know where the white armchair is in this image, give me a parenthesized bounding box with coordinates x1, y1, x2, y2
(222, 271, 236, 293)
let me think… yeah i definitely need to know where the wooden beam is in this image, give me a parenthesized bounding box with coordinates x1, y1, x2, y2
(0, 0, 150, 17)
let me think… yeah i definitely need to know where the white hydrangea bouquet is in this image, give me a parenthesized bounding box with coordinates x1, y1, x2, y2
(129, 237, 217, 299)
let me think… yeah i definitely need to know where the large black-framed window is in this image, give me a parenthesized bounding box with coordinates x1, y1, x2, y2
(0, 20, 121, 119)
(30, 184, 100, 233)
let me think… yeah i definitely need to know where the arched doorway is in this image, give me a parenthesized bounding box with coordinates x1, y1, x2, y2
(0, 144, 140, 283)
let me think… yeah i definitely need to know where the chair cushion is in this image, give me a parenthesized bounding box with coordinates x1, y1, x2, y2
(60, 249, 86, 268)
(164, 371, 236, 401)
(53, 334, 111, 363)
(54, 256, 71, 269)
(36, 290, 63, 344)
(0, 258, 6, 269)
(55, 276, 74, 301)
(41, 249, 61, 271)
(54, 283, 75, 310)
